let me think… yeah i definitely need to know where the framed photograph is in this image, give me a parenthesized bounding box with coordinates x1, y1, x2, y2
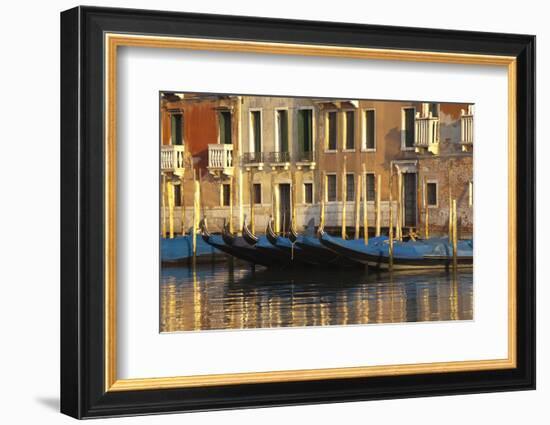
(60, 6, 535, 419)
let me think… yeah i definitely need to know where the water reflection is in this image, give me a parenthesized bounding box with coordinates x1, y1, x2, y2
(160, 262, 473, 332)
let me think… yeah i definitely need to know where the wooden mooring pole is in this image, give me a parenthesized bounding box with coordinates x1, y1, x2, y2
(452, 199, 458, 270)
(161, 174, 167, 238)
(291, 168, 297, 231)
(448, 162, 453, 243)
(180, 175, 186, 235)
(320, 171, 326, 230)
(229, 175, 234, 234)
(424, 177, 429, 239)
(362, 164, 368, 244)
(396, 168, 402, 241)
(375, 174, 381, 237)
(249, 169, 255, 234)
(168, 180, 175, 239)
(354, 171, 361, 239)
(389, 168, 394, 270)
(192, 170, 199, 257)
(341, 156, 347, 240)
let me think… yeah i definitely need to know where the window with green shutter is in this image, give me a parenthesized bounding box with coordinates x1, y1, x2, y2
(404, 108, 415, 148)
(345, 111, 355, 150)
(170, 113, 183, 145)
(327, 111, 337, 151)
(277, 110, 289, 153)
(219, 111, 232, 145)
(251, 111, 262, 153)
(365, 110, 375, 150)
(298, 109, 312, 155)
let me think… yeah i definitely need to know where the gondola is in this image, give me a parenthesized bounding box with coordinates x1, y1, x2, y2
(277, 221, 360, 268)
(160, 234, 220, 264)
(199, 219, 273, 267)
(263, 218, 320, 266)
(255, 218, 316, 267)
(319, 227, 472, 270)
(241, 219, 259, 245)
(242, 219, 308, 267)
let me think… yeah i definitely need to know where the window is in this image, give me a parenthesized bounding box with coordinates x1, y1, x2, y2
(253, 183, 262, 205)
(426, 182, 437, 207)
(403, 108, 415, 148)
(366, 173, 376, 201)
(298, 109, 313, 154)
(174, 184, 182, 207)
(327, 111, 337, 151)
(250, 110, 262, 152)
(429, 103, 439, 117)
(218, 111, 232, 145)
(170, 113, 183, 145)
(469, 181, 473, 207)
(365, 110, 375, 150)
(345, 111, 355, 150)
(346, 174, 355, 202)
(304, 183, 313, 204)
(222, 184, 231, 206)
(276, 110, 289, 153)
(326, 175, 337, 202)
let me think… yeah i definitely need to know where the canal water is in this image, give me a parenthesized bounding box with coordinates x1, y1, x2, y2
(160, 262, 473, 332)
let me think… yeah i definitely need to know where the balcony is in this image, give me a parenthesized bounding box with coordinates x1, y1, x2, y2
(414, 111, 440, 155)
(161, 145, 185, 175)
(460, 108, 474, 152)
(296, 151, 316, 170)
(242, 152, 265, 171)
(266, 151, 291, 170)
(207, 144, 234, 176)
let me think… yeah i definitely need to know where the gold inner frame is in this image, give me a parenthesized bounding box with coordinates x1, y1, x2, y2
(104, 33, 517, 392)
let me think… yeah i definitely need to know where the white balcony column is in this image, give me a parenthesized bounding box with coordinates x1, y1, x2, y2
(207, 143, 234, 176)
(161, 145, 185, 176)
(460, 106, 474, 152)
(414, 103, 440, 155)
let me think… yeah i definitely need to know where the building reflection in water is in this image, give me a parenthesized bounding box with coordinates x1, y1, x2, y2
(160, 262, 473, 333)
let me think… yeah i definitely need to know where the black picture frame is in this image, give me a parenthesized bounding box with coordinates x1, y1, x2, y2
(61, 5, 535, 419)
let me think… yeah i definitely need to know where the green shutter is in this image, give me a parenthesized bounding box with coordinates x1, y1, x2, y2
(328, 112, 337, 150)
(366, 111, 375, 149)
(219, 112, 232, 145)
(171, 114, 183, 145)
(346, 111, 354, 150)
(297, 110, 304, 153)
(279, 111, 288, 153)
(298, 110, 312, 153)
(253, 111, 262, 152)
(406, 109, 415, 147)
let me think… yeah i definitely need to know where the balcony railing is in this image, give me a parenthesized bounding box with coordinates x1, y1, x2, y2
(207, 144, 234, 175)
(296, 150, 316, 170)
(161, 145, 185, 175)
(266, 151, 290, 163)
(242, 152, 265, 164)
(460, 109, 474, 152)
(296, 150, 314, 162)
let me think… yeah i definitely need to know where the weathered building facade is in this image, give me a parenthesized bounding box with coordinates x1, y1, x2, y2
(160, 93, 473, 239)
